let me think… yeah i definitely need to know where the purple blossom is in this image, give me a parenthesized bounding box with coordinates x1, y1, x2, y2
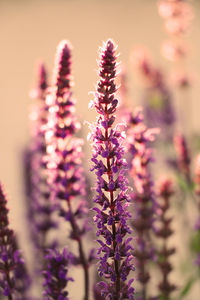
(43, 248, 73, 300)
(89, 39, 134, 300)
(45, 40, 91, 300)
(0, 184, 31, 299)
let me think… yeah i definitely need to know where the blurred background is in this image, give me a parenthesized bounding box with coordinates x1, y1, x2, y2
(1, 0, 200, 298)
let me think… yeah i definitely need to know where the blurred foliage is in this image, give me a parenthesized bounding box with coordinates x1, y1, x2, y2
(190, 231, 200, 254)
(179, 277, 197, 299)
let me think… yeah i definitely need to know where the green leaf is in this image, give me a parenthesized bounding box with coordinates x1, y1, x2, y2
(190, 231, 200, 253)
(176, 173, 189, 193)
(179, 277, 196, 298)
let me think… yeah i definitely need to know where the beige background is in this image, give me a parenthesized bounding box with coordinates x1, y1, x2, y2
(0, 0, 200, 298)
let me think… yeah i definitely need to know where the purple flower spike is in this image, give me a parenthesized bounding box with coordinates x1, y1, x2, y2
(89, 39, 134, 300)
(25, 61, 58, 254)
(123, 107, 158, 299)
(131, 48, 175, 143)
(155, 178, 176, 299)
(0, 184, 31, 299)
(45, 40, 91, 300)
(43, 248, 73, 300)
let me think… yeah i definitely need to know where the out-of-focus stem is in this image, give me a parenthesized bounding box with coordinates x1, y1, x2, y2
(67, 201, 89, 300)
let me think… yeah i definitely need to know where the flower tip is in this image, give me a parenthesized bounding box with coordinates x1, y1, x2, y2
(52, 39, 72, 95)
(37, 60, 46, 75)
(105, 38, 115, 48)
(57, 39, 72, 54)
(158, 177, 174, 197)
(54, 39, 72, 71)
(100, 39, 117, 55)
(0, 183, 6, 199)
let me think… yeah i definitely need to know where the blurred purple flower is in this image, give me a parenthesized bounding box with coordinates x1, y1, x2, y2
(43, 248, 73, 300)
(131, 48, 175, 143)
(25, 61, 58, 253)
(124, 107, 158, 299)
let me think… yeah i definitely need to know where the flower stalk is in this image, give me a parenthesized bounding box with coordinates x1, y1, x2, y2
(155, 178, 176, 300)
(45, 40, 91, 300)
(89, 39, 134, 299)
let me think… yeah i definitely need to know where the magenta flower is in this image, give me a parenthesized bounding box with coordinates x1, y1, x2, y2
(45, 40, 91, 300)
(89, 39, 134, 300)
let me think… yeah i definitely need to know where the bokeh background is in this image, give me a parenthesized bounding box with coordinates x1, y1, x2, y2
(1, 0, 200, 298)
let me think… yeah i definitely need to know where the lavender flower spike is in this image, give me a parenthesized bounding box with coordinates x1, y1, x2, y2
(26, 61, 58, 256)
(0, 184, 30, 299)
(45, 40, 91, 300)
(43, 248, 73, 300)
(89, 39, 134, 299)
(125, 107, 158, 299)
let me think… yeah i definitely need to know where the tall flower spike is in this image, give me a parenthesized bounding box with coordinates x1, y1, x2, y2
(131, 48, 175, 143)
(155, 178, 176, 299)
(43, 248, 73, 300)
(52, 40, 71, 97)
(0, 184, 30, 299)
(157, 0, 194, 131)
(26, 61, 57, 254)
(124, 107, 158, 299)
(89, 39, 134, 300)
(45, 40, 91, 300)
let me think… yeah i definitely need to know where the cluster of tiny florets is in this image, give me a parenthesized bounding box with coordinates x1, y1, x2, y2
(89, 40, 134, 300)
